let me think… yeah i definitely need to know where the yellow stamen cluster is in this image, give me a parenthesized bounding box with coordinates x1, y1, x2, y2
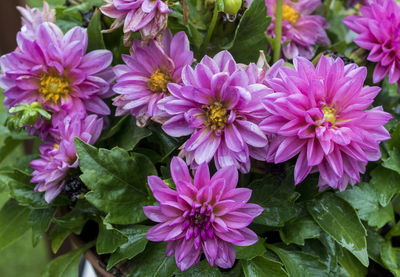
(148, 69, 172, 93)
(38, 74, 70, 104)
(54, 144, 60, 150)
(282, 5, 299, 24)
(322, 106, 336, 125)
(204, 102, 228, 130)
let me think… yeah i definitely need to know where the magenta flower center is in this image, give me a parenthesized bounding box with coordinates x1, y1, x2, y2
(282, 5, 299, 24)
(182, 202, 214, 247)
(204, 102, 228, 130)
(38, 74, 70, 104)
(147, 69, 172, 93)
(322, 106, 337, 125)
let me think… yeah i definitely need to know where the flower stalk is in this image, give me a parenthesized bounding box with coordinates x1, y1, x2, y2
(273, 0, 283, 63)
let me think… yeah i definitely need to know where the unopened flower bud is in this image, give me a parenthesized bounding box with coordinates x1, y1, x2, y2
(6, 102, 51, 131)
(224, 0, 242, 15)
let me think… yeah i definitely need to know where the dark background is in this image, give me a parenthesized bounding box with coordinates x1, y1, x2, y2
(0, 0, 24, 54)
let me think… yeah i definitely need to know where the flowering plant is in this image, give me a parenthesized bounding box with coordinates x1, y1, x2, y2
(0, 0, 399, 276)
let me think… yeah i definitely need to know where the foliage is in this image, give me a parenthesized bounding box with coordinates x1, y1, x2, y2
(1, 0, 400, 276)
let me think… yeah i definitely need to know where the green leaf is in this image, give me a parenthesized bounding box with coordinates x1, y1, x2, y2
(235, 237, 266, 260)
(338, 248, 367, 277)
(128, 242, 178, 277)
(28, 0, 65, 7)
(75, 138, 157, 224)
(64, 0, 104, 13)
(367, 229, 385, 265)
(96, 220, 128, 255)
(100, 116, 152, 151)
(337, 182, 394, 228)
(0, 169, 48, 209)
(50, 226, 73, 254)
(307, 193, 369, 267)
(370, 166, 400, 206)
(267, 245, 328, 277)
(248, 177, 299, 227)
(175, 260, 222, 277)
(380, 241, 400, 276)
(382, 147, 400, 175)
(0, 199, 31, 251)
(107, 225, 150, 270)
(87, 9, 106, 52)
(29, 207, 56, 247)
(240, 256, 288, 277)
(226, 0, 271, 63)
(147, 124, 181, 161)
(0, 137, 21, 165)
(280, 216, 320, 246)
(41, 242, 95, 277)
(55, 7, 82, 33)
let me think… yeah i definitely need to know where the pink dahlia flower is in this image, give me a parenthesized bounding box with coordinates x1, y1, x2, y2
(100, 0, 171, 45)
(31, 114, 103, 202)
(17, 1, 55, 41)
(0, 22, 114, 117)
(112, 30, 193, 126)
(159, 51, 270, 173)
(343, 0, 400, 85)
(266, 0, 330, 59)
(143, 157, 263, 271)
(260, 56, 391, 191)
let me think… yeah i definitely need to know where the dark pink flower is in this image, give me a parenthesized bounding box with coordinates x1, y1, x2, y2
(343, 0, 400, 85)
(143, 157, 263, 271)
(112, 30, 193, 126)
(266, 0, 330, 59)
(0, 22, 114, 117)
(158, 51, 270, 173)
(260, 56, 391, 190)
(31, 114, 103, 202)
(100, 0, 171, 44)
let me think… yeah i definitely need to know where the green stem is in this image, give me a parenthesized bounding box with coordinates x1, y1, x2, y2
(201, 5, 219, 56)
(273, 0, 283, 63)
(325, 0, 332, 17)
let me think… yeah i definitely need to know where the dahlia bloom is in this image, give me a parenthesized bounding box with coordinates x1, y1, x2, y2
(159, 51, 270, 173)
(343, 0, 400, 85)
(31, 114, 103, 202)
(260, 56, 391, 191)
(113, 30, 193, 126)
(100, 0, 171, 45)
(266, 0, 330, 59)
(143, 157, 263, 271)
(0, 22, 114, 117)
(17, 1, 55, 41)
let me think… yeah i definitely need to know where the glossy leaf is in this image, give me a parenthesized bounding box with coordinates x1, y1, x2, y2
(0, 169, 48, 209)
(248, 177, 299, 227)
(307, 193, 369, 267)
(240, 256, 288, 277)
(380, 241, 400, 276)
(75, 138, 157, 225)
(128, 242, 178, 277)
(370, 166, 400, 206)
(107, 225, 150, 270)
(235, 238, 266, 260)
(280, 216, 320, 246)
(0, 199, 31, 251)
(337, 182, 394, 228)
(175, 260, 222, 277)
(227, 0, 271, 63)
(41, 242, 95, 277)
(268, 245, 328, 277)
(87, 9, 106, 51)
(338, 248, 367, 277)
(29, 207, 56, 247)
(96, 220, 128, 255)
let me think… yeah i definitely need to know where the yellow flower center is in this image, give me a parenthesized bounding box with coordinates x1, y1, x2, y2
(204, 102, 228, 130)
(147, 69, 172, 93)
(54, 144, 59, 150)
(322, 106, 336, 125)
(38, 74, 70, 104)
(282, 5, 299, 24)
